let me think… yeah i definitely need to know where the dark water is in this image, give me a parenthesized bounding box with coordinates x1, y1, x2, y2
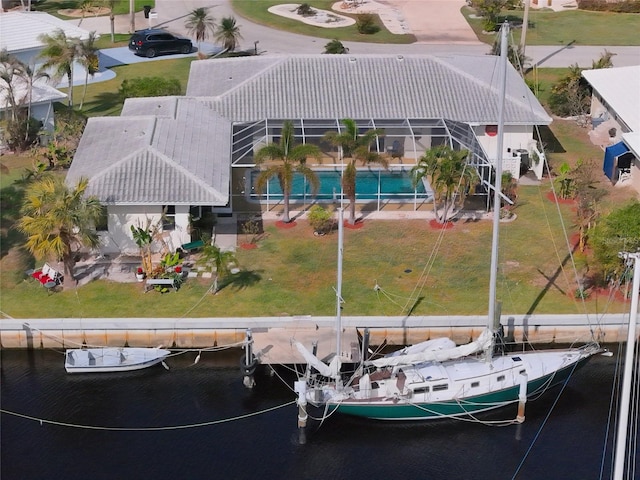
(0, 346, 633, 480)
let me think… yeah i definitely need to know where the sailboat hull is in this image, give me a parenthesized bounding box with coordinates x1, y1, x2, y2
(318, 348, 599, 421)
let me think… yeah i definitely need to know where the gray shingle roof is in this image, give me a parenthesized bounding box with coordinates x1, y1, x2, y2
(71, 54, 550, 206)
(67, 98, 230, 205)
(186, 55, 550, 125)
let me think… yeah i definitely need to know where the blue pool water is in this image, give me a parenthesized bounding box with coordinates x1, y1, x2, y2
(250, 169, 431, 201)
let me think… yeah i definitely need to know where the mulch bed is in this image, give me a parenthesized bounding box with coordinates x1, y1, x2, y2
(546, 191, 576, 205)
(275, 220, 297, 229)
(240, 243, 258, 250)
(429, 219, 454, 230)
(343, 220, 364, 229)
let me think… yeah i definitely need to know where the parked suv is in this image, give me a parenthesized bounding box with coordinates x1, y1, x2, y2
(129, 29, 193, 58)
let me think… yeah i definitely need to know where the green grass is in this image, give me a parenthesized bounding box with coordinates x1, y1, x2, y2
(65, 57, 195, 116)
(230, 0, 416, 45)
(34, 0, 154, 19)
(94, 34, 131, 49)
(462, 7, 640, 46)
(0, 178, 629, 318)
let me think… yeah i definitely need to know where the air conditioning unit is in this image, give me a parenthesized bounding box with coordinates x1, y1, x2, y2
(512, 148, 530, 168)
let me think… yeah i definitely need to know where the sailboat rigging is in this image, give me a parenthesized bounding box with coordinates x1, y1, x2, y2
(294, 23, 602, 423)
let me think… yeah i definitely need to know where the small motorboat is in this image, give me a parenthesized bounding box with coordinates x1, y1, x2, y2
(65, 347, 171, 373)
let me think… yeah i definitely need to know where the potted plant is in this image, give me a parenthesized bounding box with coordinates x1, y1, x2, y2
(136, 267, 145, 282)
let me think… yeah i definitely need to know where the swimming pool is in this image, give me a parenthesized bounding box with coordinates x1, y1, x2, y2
(249, 168, 433, 202)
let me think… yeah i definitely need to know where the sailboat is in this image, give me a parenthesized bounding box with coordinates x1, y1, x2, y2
(294, 23, 602, 422)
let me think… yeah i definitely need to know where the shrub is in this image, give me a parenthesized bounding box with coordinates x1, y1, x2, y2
(119, 76, 182, 100)
(356, 14, 380, 34)
(297, 3, 314, 16)
(2, 112, 42, 152)
(577, 0, 640, 12)
(324, 39, 349, 54)
(308, 204, 334, 234)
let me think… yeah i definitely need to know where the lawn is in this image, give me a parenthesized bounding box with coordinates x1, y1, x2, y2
(63, 57, 196, 117)
(230, 0, 416, 45)
(230, 1, 640, 46)
(462, 7, 640, 46)
(0, 170, 630, 318)
(34, 0, 154, 19)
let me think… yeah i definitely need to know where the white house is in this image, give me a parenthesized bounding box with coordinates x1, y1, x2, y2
(67, 54, 551, 254)
(582, 65, 640, 194)
(0, 11, 96, 134)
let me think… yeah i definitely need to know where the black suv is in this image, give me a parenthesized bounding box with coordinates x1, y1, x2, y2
(129, 29, 193, 58)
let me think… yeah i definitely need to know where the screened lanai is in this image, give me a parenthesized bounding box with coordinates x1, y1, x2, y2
(230, 118, 494, 211)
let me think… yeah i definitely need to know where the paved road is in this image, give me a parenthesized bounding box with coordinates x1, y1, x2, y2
(75, 0, 639, 67)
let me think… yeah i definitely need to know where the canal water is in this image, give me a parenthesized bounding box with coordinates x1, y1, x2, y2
(0, 346, 634, 480)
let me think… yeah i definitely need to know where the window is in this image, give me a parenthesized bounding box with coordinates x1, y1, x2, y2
(471, 381, 480, 388)
(412, 386, 430, 394)
(95, 206, 108, 231)
(162, 205, 175, 231)
(432, 384, 448, 392)
(497, 375, 505, 381)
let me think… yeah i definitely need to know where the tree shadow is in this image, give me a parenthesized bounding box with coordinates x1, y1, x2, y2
(220, 269, 263, 292)
(82, 92, 123, 116)
(537, 125, 566, 155)
(0, 184, 27, 259)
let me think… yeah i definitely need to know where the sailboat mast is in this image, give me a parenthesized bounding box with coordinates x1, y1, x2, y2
(613, 252, 640, 478)
(336, 208, 344, 357)
(487, 23, 509, 329)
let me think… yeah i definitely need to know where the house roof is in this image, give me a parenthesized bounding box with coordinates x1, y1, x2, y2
(582, 65, 640, 132)
(187, 55, 551, 125)
(0, 76, 66, 108)
(67, 98, 231, 205)
(0, 11, 95, 54)
(70, 54, 551, 206)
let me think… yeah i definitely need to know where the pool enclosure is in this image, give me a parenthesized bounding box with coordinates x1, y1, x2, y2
(230, 118, 496, 210)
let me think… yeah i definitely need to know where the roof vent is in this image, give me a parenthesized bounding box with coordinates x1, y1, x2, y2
(349, 57, 356, 63)
(397, 55, 404, 61)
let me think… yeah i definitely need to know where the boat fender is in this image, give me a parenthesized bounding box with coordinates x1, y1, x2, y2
(240, 356, 257, 376)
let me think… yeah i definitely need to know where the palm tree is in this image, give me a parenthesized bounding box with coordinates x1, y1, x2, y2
(411, 145, 477, 224)
(104, 0, 116, 43)
(38, 29, 80, 108)
(17, 175, 103, 290)
(323, 119, 386, 224)
(215, 17, 243, 52)
(0, 49, 21, 121)
(77, 31, 99, 110)
(255, 120, 322, 224)
(15, 61, 49, 142)
(185, 7, 216, 53)
(197, 243, 238, 294)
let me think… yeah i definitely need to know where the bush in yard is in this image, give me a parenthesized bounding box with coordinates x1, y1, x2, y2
(308, 204, 334, 234)
(577, 0, 640, 12)
(356, 14, 380, 34)
(2, 112, 42, 151)
(297, 3, 315, 16)
(119, 76, 182, 100)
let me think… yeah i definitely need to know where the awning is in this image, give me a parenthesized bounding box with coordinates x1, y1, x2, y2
(603, 141, 630, 180)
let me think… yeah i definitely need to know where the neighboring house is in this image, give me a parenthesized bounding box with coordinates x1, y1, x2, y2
(0, 74, 67, 134)
(0, 10, 95, 82)
(67, 54, 551, 254)
(582, 65, 640, 194)
(0, 11, 95, 135)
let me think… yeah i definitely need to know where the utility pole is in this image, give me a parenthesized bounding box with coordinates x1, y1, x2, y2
(520, 0, 530, 56)
(129, 0, 136, 34)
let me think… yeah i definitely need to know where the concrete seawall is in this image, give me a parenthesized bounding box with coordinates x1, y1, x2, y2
(0, 314, 635, 351)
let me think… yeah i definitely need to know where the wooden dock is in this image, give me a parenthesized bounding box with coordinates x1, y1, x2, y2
(250, 327, 361, 365)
